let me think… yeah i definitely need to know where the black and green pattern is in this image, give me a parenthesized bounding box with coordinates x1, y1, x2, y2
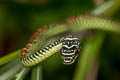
(20, 35, 81, 67)
(20, 38, 64, 67)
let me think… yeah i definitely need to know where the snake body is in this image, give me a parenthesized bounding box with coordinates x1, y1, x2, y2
(20, 38, 64, 67)
(20, 15, 120, 67)
(20, 16, 81, 67)
(20, 35, 80, 67)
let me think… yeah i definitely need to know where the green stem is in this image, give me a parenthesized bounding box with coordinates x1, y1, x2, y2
(91, 0, 120, 16)
(16, 68, 30, 80)
(0, 58, 19, 74)
(31, 64, 42, 80)
(0, 63, 22, 80)
(0, 50, 20, 65)
(73, 32, 105, 80)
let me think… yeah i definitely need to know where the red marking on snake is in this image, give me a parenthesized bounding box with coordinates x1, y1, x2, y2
(70, 16, 77, 21)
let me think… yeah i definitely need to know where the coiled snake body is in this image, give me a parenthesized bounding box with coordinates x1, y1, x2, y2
(20, 15, 120, 67)
(20, 35, 80, 67)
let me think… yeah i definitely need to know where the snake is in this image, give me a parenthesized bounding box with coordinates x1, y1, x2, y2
(20, 14, 120, 67)
(20, 33, 80, 67)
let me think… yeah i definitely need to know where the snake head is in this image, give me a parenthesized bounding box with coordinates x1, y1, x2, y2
(60, 35, 80, 65)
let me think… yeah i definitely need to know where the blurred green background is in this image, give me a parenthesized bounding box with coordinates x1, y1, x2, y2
(0, 0, 120, 80)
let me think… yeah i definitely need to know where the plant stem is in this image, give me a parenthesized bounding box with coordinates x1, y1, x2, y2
(31, 64, 42, 80)
(0, 63, 22, 80)
(0, 50, 20, 65)
(0, 58, 19, 74)
(73, 32, 105, 80)
(16, 67, 30, 80)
